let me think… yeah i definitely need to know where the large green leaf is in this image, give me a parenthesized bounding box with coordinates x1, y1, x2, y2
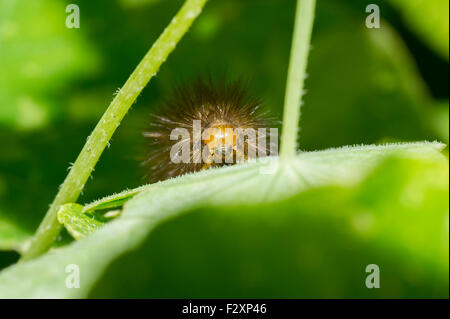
(91, 155, 449, 298)
(0, 142, 446, 298)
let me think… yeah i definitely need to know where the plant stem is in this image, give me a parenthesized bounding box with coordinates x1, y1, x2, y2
(279, 0, 316, 158)
(21, 0, 209, 261)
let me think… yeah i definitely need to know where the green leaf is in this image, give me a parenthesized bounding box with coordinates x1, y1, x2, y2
(57, 204, 105, 240)
(0, 142, 446, 298)
(82, 187, 148, 214)
(91, 154, 449, 298)
(58, 196, 130, 240)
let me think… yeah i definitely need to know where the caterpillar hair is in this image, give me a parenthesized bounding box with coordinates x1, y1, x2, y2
(142, 77, 276, 182)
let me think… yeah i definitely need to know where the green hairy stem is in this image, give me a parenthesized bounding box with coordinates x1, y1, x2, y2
(280, 0, 316, 158)
(22, 0, 209, 261)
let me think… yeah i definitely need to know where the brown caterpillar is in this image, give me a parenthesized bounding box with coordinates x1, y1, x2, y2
(142, 77, 276, 182)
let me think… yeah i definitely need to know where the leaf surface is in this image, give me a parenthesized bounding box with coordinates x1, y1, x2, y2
(0, 142, 446, 298)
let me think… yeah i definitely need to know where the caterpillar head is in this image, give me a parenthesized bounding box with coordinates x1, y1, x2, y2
(142, 77, 277, 182)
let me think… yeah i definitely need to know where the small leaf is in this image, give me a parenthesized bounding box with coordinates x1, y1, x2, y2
(82, 187, 148, 214)
(57, 203, 104, 240)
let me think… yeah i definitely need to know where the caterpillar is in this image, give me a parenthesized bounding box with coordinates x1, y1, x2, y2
(142, 77, 277, 182)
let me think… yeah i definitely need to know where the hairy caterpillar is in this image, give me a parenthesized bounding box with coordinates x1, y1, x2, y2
(142, 77, 276, 182)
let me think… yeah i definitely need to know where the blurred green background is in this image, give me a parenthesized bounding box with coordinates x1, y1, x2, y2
(0, 0, 448, 297)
